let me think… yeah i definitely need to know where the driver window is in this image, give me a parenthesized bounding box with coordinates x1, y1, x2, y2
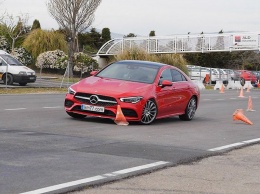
(0, 59, 7, 66)
(159, 69, 172, 84)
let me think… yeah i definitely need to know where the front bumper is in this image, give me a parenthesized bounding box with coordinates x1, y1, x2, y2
(64, 93, 144, 121)
(13, 74, 36, 83)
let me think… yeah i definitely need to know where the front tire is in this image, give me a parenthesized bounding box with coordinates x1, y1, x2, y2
(140, 99, 157, 124)
(19, 82, 27, 86)
(3, 74, 13, 85)
(66, 111, 86, 119)
(179, 97, 197, 121)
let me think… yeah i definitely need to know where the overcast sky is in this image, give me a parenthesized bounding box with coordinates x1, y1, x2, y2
(1, 0, 259, 37)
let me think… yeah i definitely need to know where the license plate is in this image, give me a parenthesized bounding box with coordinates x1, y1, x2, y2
(30, 77, 35, 80)
(81, 104, 105, 112)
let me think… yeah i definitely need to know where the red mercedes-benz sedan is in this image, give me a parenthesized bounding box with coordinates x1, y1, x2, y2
(64, 60, 200, 124)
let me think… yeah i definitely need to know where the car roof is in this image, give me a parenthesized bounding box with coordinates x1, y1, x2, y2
(116, 60, 166, 68)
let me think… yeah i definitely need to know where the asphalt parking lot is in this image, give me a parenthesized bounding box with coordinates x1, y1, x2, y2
(72, 144, 260, 194)
(0, 89, 260, 194)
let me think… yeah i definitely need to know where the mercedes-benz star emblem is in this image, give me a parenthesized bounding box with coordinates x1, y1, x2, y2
(89, 95, 99, 104)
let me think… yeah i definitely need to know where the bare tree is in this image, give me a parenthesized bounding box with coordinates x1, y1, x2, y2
(0, 14, 29, 53)
(47, 0, 102, 77)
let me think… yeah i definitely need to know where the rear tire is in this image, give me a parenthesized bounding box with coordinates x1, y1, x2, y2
(66, 111, 86, 119)
(3, 74, 13, 85)
(179, 97, 197, 121)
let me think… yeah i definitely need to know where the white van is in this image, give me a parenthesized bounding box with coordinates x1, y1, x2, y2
(0, 50, 36, 86)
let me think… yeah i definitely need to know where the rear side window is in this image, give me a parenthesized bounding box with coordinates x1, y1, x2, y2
(172, 69, 187, 82)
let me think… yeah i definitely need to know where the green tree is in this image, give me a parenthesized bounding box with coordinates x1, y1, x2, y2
(23, 29, 67, 61)
(124, 33, 137, 38)
(101, 27, 111, 43)
(31, 19, 41, 31)
(0, 14, 29, 52)
(149, 30, 155, 36)
(77, 28, 102, 53)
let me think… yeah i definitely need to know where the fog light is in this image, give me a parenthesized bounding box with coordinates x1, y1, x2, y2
(65, 99, 74, 108)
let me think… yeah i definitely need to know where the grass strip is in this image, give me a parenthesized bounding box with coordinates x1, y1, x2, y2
(0, 87, 68, 94)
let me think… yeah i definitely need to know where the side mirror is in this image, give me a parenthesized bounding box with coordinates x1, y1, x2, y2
(90, 71, 98, 76)
(161, 80, 173, 87)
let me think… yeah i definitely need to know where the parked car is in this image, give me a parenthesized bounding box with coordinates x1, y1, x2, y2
(0, 50, 36, 85)
(225, 69, 241, 81)
(188, 67, 210, 83)
(206, 68, 221, 83)
(65, 60, 200, 124)
(237, 70, 257, 84)
(218, 69, 228, 82)
(252, 71, 260, 82)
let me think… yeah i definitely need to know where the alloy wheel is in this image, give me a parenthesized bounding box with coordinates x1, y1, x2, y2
(141, 100, 157, 124)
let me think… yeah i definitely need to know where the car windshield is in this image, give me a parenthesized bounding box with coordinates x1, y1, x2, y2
(96, 62, 159, 84)
(0, 54, 23, 66)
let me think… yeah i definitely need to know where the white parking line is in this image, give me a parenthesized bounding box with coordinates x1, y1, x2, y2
(5, 108, 26, 111)
(20, 161, 169, 194)
(20, 176, 105, 194)
(2, 107, 61, 111)
(42, 106, 61, 109)
(208, 138, 260, 152)
(242, 138, 260, 144)
(208, 142, 245, 151)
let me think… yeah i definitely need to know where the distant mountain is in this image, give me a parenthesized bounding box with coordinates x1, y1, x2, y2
(110, 31, 125, 39)
(83, 28, 124, 39)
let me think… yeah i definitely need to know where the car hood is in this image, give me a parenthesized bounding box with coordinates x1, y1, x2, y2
(73, 76, 153, 96)
(8, 66, 35, 73)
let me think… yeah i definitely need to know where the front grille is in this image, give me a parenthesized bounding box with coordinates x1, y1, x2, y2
(74, 93, 117, 107)
(72, 105, 116, 117)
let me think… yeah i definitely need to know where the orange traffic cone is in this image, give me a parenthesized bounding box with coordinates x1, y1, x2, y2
(238, 87, 245, 97)
(114, 105, 129, 126)
(233, 109, 253, 125)
(246, 85, 250, 92)
(246, 96, 255, 111)
(220, 84, 225, 93)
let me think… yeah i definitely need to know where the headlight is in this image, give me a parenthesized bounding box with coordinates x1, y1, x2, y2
(68, 87, 76, 95)
(120, 96, 143, 104)
(19, 71, 27, 75)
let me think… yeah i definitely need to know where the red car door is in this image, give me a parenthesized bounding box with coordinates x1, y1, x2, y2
(156, 68, 189, 117)
(170, 69, 191, 114)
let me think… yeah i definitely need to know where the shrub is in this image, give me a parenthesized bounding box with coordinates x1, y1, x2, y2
(0, 36, 10, 52)
(113, 48, 188, 74)
(12, 47, 33, 66)
(35, 50, 98, 75)
(74, 52, 98, 72)
(35, 50, 67, 69)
